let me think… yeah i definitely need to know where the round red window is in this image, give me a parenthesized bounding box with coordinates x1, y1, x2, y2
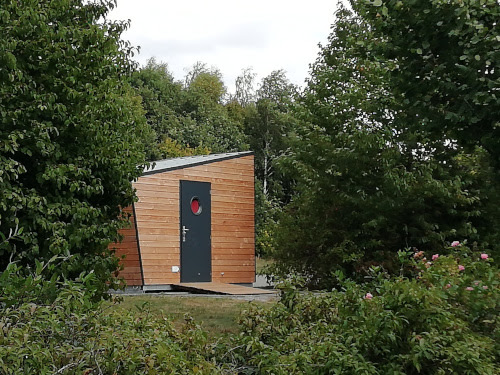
(190, 197, 202, 215)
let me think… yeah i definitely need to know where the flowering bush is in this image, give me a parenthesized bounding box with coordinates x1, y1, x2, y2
(222, 245, 499, 374)
(2, 245, 497, 374)
(412, 244, 498, 336)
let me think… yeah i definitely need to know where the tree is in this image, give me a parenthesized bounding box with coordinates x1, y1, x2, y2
(246, 70, 297, 199)
(0, 0, 151, 294)
(132, 59, 248, 156)
(157, 137, 210, 158)
(271, 4, 488, 286)
(130, 58, 190, 160)
(350, 0, 500, 253)
(234, 67, 257, 107)
(187, 71, 226, 108)
(182, 64, 248, 153)
(183, 61, 218, 88)
(352, 0, 500, 168)
(224, 68, 257, 128)
(242, 71, 298, 257)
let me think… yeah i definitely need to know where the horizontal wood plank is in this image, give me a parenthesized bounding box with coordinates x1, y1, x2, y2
(135, 214, 178, 228)
(144, 278, 180, 285)
(212, 237, 255, 243)
(142, 265, 177, 273)
(212, 246, 254, 251)
(139, 252, 180, 260)
(136, 234, 179, 242)
(137, 247, 179, 254)
(212, 271, 255, 280)
(212, 259, 254, 266)
(139, 241, 180, 248)
(136, 227, 180, 235)
(141, 259, 181, 267)
(213, 265, 254, 272)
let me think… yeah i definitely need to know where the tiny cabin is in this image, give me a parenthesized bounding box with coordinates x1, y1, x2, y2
(112, 151, 255, 290)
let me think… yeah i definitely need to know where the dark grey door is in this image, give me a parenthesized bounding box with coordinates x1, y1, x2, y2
(180, 180, 211, 282)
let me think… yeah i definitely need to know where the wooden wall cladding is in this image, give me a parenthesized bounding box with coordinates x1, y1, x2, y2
(110, 206, 142, 286)
(134, 155, 255, 285)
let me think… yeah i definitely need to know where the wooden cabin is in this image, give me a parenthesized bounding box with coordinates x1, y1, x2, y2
(111, 151, 255, 290)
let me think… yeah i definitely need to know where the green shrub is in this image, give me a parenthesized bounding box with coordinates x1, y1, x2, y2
(0, 0, 152, 297)
(0, 262, 224, 374)
(3, 246, 498, 374)
(223, 245, 499, 374)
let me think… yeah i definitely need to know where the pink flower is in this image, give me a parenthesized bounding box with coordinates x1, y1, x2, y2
(480, 253, 488, 260)
(474, 281, 480, 286)
(432, 254, 439, 261)
(413, 251, 424, 259)
(483, 286, 488, 290)
(458, 265, 465, 271)
(445, 284, 452, 289)
(425, 262, 432, 268)
(364, 293, 373, 300)
(465, 287, 474, 291)
(451, 241, 460, 247)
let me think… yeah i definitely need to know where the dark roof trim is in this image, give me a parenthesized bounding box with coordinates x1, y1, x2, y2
(142, 151, 254, 176)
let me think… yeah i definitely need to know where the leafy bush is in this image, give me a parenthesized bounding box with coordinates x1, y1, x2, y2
(0, 262, 225, 374)
(0, 0, 152, 295)
(223, 245, 499, 374)
(2, 247, 498, 374)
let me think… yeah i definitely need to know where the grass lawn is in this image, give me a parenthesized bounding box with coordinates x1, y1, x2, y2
(106, 295, 273, 338)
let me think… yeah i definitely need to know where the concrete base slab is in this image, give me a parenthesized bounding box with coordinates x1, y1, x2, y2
(143, 284, 174, 292)
(110, 286, 144, 294)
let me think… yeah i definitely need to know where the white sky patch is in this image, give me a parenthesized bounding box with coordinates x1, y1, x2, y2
(109, 0, 338, 92)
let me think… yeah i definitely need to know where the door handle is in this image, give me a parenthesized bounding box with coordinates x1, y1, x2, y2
(182, 226, 189, 242)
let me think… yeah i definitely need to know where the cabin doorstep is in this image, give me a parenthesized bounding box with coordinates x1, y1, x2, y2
(110, 151, 255, 290)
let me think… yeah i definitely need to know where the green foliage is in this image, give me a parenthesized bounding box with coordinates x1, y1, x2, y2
(254, 179, 277, 257)
(246, 70, 297, 199)
(273, 147, 485, 285)
(0, 0, 150, 294)
(222, 246, 499, 374)
(0, 261, 224, 374)
(132, 58, 248, 158)
(129, 58, 186, 160)
(183, 65, 248, 153)
(243, 71, 298, 257)
(272, 3, 499, 284)
(233, 67, 257, 107)
(352, 0, 500, 168)
(2, 248, 497, 374)
(188, 70, 227, 107)
(158, 137, 211, 158)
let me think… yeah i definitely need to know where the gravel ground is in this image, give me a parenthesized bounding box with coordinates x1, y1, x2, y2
(110, 275, 278, 302)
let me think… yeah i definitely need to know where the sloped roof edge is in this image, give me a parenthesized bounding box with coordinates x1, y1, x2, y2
(142, 151, 254, 176)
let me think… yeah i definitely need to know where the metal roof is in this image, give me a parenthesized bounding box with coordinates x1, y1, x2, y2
(142, 151, 254, 176)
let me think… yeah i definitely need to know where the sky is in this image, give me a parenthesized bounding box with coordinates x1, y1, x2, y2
(108, 0, 339, 93)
